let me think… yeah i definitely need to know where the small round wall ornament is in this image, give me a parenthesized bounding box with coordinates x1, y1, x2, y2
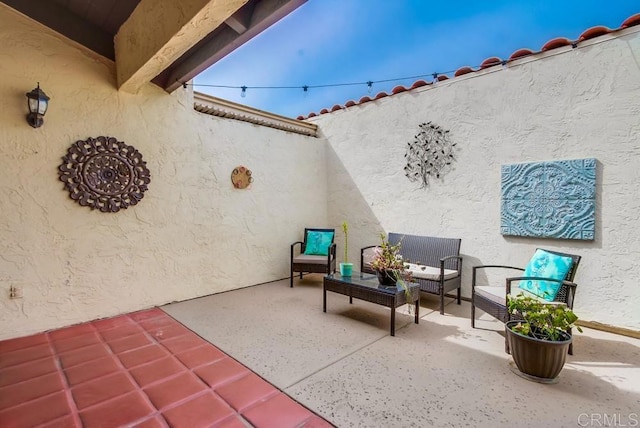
(231, 166, 253, 189)
(58, 136, 151, 212)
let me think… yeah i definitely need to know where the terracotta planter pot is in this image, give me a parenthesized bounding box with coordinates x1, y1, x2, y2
(506, 321, 572, 381)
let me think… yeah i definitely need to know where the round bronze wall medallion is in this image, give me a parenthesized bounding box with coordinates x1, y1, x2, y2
(58, 136, 151, 212)
(231, 166, 253, 189)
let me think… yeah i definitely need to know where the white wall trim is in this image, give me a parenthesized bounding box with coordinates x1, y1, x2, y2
(194, 91, 318, 137)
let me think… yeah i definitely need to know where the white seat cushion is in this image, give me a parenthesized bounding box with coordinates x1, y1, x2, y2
(474, 285, 567, 307)
(293, 254, 333, 265)
(405, 263, 458, 281)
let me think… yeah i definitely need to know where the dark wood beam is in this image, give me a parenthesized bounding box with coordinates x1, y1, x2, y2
(0, 0, 115, 59)
(156, 0, 307, 93)
(225, 1, 257, 35)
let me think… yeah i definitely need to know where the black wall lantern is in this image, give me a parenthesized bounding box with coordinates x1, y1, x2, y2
(26, 83, 50, 128)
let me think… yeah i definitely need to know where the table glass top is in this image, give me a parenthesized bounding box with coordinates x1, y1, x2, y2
(325, 271, 418, 294)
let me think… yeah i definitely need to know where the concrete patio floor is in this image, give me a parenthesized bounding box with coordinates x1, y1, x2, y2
(164, 275, 640, 428)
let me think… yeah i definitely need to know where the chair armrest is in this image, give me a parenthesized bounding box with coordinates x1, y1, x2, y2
(360, 245, 378, 272)
(328, 243, 337, 265)
(439, 255, 463, 276)
(472, 265, 524, 290)
(291, 241, 303, 259)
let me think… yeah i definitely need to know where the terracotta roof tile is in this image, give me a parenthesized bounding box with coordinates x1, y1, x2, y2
(541, 37, 572, 51)
(299, 12, 639, 119)
(579, 26, 611, 41)
(454, 66, 474, 77)
(509, 48, 534, 60)
(622, 13, 640, 28)
(480, 57, 502, 69)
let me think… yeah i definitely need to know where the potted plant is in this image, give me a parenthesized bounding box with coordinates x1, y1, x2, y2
(369, 234, 412, 288)
(506, 293, 582, 382)
(339, 221, 353, 277)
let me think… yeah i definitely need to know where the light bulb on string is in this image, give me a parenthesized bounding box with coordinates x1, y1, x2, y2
(501, 60, 509, 72)
(240, 86, 247, 98)
(303, 85, 309, 97)
(432, 73, 439, 86)
(366, 81, 373, 94)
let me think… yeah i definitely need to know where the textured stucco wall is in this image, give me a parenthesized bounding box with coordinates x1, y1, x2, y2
(314, 28, 640, 331)
(0, 6, 327, 340)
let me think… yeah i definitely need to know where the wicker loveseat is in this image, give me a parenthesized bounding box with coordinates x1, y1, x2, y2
(361, 233, 463, 315)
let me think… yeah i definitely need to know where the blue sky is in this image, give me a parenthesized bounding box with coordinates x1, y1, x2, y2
(194, 1, 638, 118)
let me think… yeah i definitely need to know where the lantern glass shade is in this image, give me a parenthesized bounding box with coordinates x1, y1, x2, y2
(25, 83, 50, 128)
(28, 97, 48, 115)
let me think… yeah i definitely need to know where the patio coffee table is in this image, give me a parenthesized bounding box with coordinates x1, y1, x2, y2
(323, 271, 420, 336)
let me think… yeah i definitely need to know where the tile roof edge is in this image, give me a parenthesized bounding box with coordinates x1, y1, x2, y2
(193, 91, 318, 137)
(300, 12, 640, 120)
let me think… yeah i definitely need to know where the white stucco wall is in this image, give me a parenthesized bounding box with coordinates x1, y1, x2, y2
(0, 6, 327, 340)
(314, 28, 640, 331)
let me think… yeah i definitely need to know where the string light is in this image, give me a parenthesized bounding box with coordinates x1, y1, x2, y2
(181, 55, 550, 95)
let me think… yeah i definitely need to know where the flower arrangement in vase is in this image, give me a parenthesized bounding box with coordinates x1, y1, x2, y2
(369, 234, 412, 288)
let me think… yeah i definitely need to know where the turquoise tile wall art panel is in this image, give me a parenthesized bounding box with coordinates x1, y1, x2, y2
(501, 158, 595, 240)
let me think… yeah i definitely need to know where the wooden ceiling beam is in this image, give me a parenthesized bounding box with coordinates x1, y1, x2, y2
(224, 1, 257, 35)
(158, 0, 307, 93)
(115, 0, 250, 94)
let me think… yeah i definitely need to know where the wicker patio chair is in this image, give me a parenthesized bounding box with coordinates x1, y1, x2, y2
(471, 248, 581, 354)
(290, 228, 336, 287)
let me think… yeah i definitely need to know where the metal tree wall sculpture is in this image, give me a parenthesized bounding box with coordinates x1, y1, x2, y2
(58, 136, 151, 213)
(404, 122, 456, 188)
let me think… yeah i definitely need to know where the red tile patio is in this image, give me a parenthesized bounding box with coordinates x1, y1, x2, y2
(0, 309, 332, 428)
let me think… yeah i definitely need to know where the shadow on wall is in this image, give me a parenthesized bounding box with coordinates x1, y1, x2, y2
(326, 142, 476, 298)
(325, 144, 384, 267)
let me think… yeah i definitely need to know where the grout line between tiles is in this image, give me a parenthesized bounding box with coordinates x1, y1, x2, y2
(46, 331, 83, 428)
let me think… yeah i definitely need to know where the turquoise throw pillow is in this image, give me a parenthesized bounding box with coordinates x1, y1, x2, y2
(304, 231, 334, 256)
(519, 249, 574, 301)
